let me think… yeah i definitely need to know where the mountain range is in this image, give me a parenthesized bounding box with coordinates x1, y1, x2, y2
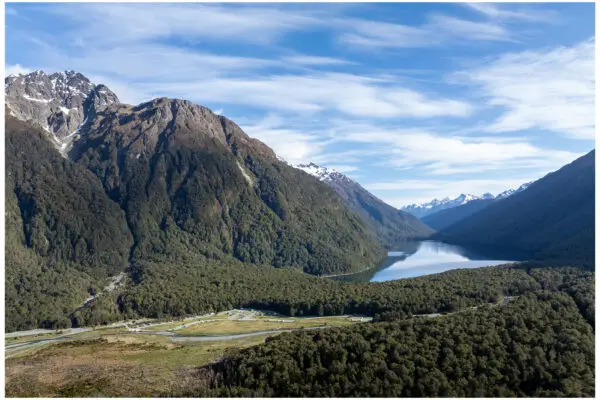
(402, 183, 531, 218)
(434, 150, 595, 264)
(5, 70, 427, 329)
(4, 70, 594, 333)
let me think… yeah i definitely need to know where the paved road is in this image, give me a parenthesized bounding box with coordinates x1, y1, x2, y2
(167, 326, 329, 342)
(5, 328, 93, 359)
(5, 326, 330, 359)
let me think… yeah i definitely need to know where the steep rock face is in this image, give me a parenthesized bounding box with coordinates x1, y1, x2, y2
(5, 70, 119, 151)
(71, 98, 274, 162)
(294, 163, 432, 247)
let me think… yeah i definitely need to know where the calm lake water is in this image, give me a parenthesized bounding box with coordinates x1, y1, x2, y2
(336, 240, 519, 283)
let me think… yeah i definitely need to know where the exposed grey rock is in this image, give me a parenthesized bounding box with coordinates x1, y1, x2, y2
(5, 70, 119, 153)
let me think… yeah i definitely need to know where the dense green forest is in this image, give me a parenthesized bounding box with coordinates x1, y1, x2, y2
(70, 249, 592, 331)
(319, 170, 433, 248)
(5, 116, 132, 331)
(206, 289, 594, 397)
(435, 150, 595, 266)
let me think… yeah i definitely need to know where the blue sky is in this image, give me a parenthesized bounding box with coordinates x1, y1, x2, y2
(5, 2, 595, 207)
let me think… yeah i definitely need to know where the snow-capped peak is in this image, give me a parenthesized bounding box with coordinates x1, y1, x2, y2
(496, 182, 532, 199)
(293, 162, 352, 183)
(294, 162, 334, 181)
(401, 182, 534, 218)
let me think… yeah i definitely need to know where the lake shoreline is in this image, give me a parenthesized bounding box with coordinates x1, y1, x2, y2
(334, 240, 521, 283)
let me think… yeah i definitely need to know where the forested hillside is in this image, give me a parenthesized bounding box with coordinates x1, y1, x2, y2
(5, 116, 133, 331)
(295, 163, 432, 247)
(207, 288, 594, 397)
(435, 151, 595, 265)
(70, 98, 383, 276)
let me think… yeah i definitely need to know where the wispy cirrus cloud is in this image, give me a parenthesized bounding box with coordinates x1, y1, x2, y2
(281, 55, 356, 66)
(136, 73, 472, 119)
(338, 12, 513, 49)
(240, 113, 327, 164)
(455, 38, 595, 139)
(43, 3, 322, 46)
(463, 3, 557, 23)
(327, 121, 581, 175)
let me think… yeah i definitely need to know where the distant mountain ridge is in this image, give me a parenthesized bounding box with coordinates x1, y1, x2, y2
(294, 163, 432, 247)
(402, 184, 532, 218)
(435, 150, 594, 265)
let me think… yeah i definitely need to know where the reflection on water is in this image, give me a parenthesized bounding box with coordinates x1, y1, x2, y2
(336, 240, 519, 283)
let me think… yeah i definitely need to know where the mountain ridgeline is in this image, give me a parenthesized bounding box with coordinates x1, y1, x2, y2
(294, 163, 432, 248)
(4, 69, 595, 338)
(421, 198, 496, 231)
(434, 150, 595, 266)
(5, 71, 393, 283)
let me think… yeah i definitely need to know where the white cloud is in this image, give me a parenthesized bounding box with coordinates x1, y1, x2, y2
(428, 15, 512, 42)
(240, 114, 326, 164)
(57, 45, 280, 81)
(282, 55, 355, 66)
(327, 121, 581, 175)
(339, 19, 438, 48)
(46, 3, 321, 46)
(142, 73, 472, 118)
(5, 64, 32, 76)
(338, 13, 512, 49)
(463, 3, 557, 23)
(456, 39, 595, 139)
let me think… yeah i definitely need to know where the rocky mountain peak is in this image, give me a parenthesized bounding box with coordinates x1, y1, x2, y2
(5, 70, 119, 154)
(71, 96, 276, 162)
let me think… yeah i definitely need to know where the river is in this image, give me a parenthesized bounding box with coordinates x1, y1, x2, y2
(335, 240, 520, 283)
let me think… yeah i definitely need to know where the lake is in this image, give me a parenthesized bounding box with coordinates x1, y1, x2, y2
(335, 240, 519, 283)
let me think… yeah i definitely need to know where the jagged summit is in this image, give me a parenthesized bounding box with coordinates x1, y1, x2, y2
(496, 182, 533, 199)
(402, 184, 534, 218)
(5, 71, 275, 161)
(5, 70, 119, 154)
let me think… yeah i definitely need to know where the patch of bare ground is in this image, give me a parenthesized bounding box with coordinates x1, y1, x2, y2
(5, 338, 212, 397)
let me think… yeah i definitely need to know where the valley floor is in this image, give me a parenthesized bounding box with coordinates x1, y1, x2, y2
(4, 309, 369, 397)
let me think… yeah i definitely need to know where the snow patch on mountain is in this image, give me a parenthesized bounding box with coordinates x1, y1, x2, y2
(496, 182, 532, 199)
(293, 162, 353, 184)
(402, 183, 533, 218)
